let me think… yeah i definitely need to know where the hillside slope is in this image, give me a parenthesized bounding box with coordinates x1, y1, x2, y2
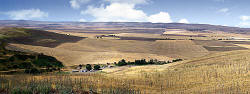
(1, 20, 250, 35)
(0, 27, 84, 48)
(0, 41, 64, 73)
(102, 50, 250, 93)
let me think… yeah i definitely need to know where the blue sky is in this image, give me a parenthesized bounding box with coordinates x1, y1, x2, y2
(1, 0, 250, 27)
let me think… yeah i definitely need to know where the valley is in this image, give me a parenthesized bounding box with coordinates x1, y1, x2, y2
(0, 21, 250, 93)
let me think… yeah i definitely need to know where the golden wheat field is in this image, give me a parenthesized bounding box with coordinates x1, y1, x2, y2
(10, 37, 210, 66)
(1, 49, 249, 93)
(1, 27, 250, 93)
(2, 0, 250, 93)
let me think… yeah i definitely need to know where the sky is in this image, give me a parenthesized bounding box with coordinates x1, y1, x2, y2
(0, 0, 250, 27)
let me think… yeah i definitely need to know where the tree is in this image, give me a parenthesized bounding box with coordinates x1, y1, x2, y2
(94, 65, 101, 70)
(148, 59, 154, 64)
(135, 59, 146, 65)
(24, 68, 41, 74)
(117, 59, 127, 66)
(0, 41, 7, 51)
(86, 64, 92, 71)
(79, 64, 83, 69)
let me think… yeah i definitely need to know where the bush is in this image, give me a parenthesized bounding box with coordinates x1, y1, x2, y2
(117, 59, 127, 66)
(172, 59, 183, 62)
(94, 65, 101, 70)
(33, 54, 64, 68)
(19, 62, 33, 69)
(114, 58, 183, 66)
(135, 59, 147, 65)
(8, 56, 15, 62)
(24, 68, 41, 74)
(86, 64, 92, 71)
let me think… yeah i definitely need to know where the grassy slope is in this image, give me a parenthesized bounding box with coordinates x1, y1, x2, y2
(3, 49, 247, 93)
(0, 41, 64, 72)
(102, 50, 250, 93)
(11, 39, 209, 66)
(0, 27, 84, 48)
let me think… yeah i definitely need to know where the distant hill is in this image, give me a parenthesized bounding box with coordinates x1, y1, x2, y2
(1, 20, 250, 35)
(0, 27, 85, 48)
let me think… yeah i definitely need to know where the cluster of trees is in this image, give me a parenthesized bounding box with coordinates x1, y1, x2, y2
(0, 53, 64, 74)
(115, 59, 183, 66)
(0, 41, 64, 74)
(85, 64, 101, 71)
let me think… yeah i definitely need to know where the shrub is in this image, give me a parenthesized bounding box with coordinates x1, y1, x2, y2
(24, 68, 41, 74)
(33, 54, 64, 68)
(148, 59, 154, 64)
(117, 59, 127, 66)
(94, 65, 101, 70)
(8, 56, 15, 62)
(86, 64, 92, 71)
(172, 59, 183, 62)
(135, 59, 147, 65)
(19, 62, 33, 69)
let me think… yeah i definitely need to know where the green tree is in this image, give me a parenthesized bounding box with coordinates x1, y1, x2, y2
(94, 65, 101, 70)
(0, 41, 7, 51)
(117, 59, 127, 66)
(86, 64, 92, 71)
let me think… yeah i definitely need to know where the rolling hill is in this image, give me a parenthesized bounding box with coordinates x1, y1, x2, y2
(101, 49, 250, 93)
(1, 20, 250, 34)
(0, 41, 63, 74)
(0, 27, 84, 48)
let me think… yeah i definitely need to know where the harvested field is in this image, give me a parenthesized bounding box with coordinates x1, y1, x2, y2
(153, 40, 209, 59)
(11, 39, 209, 66)
(119, 37, 165, 41)
(193, 40, 236, 46)
(116, 33, 166, 39)
(223, 41, 250, 45)
(203, 46, 248, 51)
(193, 40, 248, 51)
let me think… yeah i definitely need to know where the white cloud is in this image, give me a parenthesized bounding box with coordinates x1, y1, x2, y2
(81, 0, 173, 23)
(218, 8, 229, 13)
(147, 12, 172, 23)
(240, 15, 250, 21)
(6, 9, 48, 20)
(83, 3, 148, 22)
(79, 18, 86, 22)
(237, 22, 250, 27)
(179, 19, 189, 23)
(70, 0, 90, 9)
(104, 0, 149, 5)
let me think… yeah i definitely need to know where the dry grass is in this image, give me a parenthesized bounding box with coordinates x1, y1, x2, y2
(193, 40, 248, 52)
(116, 33, 165, 39)
(11, 38, 209, 66)
(101, 49, 250, 93)
(1, 50, 249, 93)
(235, 44, 250, 48)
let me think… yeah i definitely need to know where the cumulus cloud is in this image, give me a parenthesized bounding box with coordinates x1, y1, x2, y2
(5, 9, 48, 20)
(179, 19, 189, 23)
(81, 0, 173, 23)
(238, 15, 250, 27)
(218, 8, 229, 13)
(240, 15, 250, 21)
(79, 18, 86, 22)
(70, 0, 90, 9)
(147, 12, 172, 23)
(83, 3, 148, 22)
